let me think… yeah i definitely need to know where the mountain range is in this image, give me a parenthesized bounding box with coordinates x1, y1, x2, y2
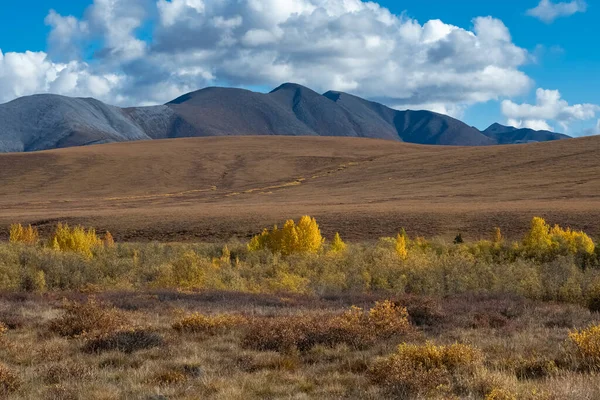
(0, 83, 570, 153)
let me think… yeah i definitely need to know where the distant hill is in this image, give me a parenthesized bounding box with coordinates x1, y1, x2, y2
(483, 123, 571, 144)
(0, 83, 570, 152)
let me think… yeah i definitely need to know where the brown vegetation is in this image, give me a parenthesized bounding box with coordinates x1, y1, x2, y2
(0, 136, 599, 242)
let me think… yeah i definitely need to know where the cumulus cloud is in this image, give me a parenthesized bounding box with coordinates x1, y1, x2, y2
(0, 0, 533, 112)
(502, 88, 600, 131)
(527, 0, 587, 23)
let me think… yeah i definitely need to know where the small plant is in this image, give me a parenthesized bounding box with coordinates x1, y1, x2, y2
(569, 324, 600, 370)
(103, 231, 115, 248)
(370, 342, 482, 397)
(151, 369, 187, 386)
(9, 223, 39, 245)
(172, 312, 247, 335)
(48, 298, 129, 338)
(492, 227, 503, 244)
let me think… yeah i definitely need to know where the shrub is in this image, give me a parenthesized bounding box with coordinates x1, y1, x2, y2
(513, 356, 558, 380)
(248, 216, 323, 255)
(50, 223, 103, 258)
(243, 300, 411, 352)
(9, 223, 39, 245)
(103, 231, 115, 248)
(329, 232, 347, 253)
(486, 388, 517, 400)
(42, 362, 92, 385)
(0, 363, 21, 395)
(48, 298, 129, 338)
(172, 312, 247, 335)
(523, 217, 595, 261)
(370, 342, 482, 397)
(492, 227, 503, 244)
(150, 369, 188, 386)
(569, 324, 600, 370)
(82, 328, 164, 354)
(454, 234, 464, 245)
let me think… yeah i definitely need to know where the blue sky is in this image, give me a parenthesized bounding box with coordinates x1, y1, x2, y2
(0, 0, 597, 134)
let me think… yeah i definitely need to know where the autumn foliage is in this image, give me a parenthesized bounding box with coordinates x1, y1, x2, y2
(9, 224, 39, 245)
(50, 223, 104, 258)
(248, 216, 324, 255)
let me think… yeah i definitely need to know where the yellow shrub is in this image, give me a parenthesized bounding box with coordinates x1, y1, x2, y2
(267, 271, 310, 294)
(523, 217, 595, 260)
(9, 223, 39, 245)
(569, 324, 600, 369)
(172, 312, 247, 335)
(170, 251, 206, 289)
(370, 342, 482, 397)
(395, 233, 408, 259)
(248, 216, 323, 255)
(50, 223, 103, 258)
(486, 388, 517, 400)
(367, 300, 411, 338)
(329, 232, 347, 253)
(523, 217, 553, 256)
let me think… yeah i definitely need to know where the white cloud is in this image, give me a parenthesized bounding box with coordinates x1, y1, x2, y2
(507, 118, 554, 132)
(502, 88, 600, 132)
(527, 0, 587, 23)
(0, 0, 533, 111)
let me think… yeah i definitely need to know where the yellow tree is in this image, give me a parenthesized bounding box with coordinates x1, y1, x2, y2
(329, 232, 347, 253)
(395, 233, 408, 260)
(295, 216, 323, 254)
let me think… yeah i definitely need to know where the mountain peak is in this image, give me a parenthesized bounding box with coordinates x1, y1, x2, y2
(269, 82, 314, 93)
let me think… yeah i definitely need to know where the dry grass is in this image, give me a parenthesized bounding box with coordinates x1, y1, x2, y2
(0, 290, 595, 399)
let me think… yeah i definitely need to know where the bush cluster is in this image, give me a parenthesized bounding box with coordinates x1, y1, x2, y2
(172, 312, 247, 335)
(370, 342, 482, 397)
(9, 223, 39, 245)
(248, 216, 324, 255)
(243, 300, 411, 352)
(48, 298, 129, 338)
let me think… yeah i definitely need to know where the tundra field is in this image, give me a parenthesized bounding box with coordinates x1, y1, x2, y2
(1, 136, 600, 399)
(0, 136, 599, 242)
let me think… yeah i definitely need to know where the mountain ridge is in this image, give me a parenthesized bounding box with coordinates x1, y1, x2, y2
(0, 83, 571, 153)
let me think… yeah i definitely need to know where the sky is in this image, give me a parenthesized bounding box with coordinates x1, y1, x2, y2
(0, 0, 598, 135)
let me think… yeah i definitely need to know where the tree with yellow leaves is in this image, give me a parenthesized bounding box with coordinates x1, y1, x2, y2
(329, 232, 347, 253)
(9, 223, 39, 245)
(247, 216, 324, 256)
(395, 233, 408, 260)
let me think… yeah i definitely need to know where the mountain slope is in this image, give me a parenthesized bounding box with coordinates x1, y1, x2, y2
(0, 84, 571, 152)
